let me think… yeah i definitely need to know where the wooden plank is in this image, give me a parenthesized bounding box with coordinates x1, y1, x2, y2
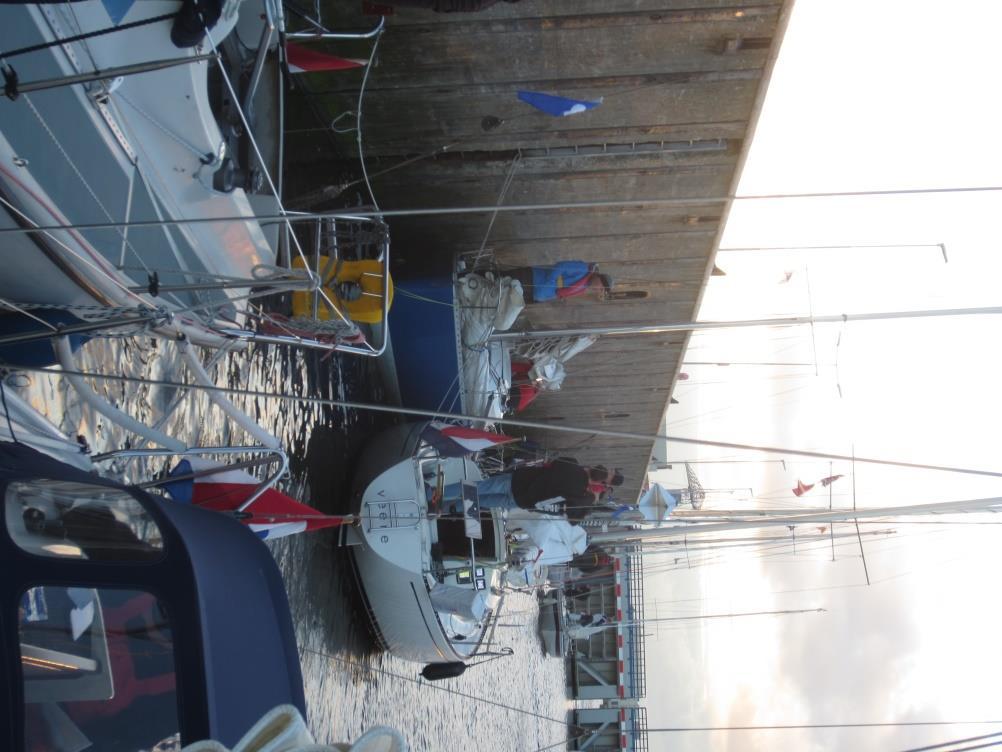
(379, 207, 724, 246)
(338, 120, 749, 154)
(365, 9, 779, 87)
(380, 3, 781, 30)
(316, 77, 760, 152)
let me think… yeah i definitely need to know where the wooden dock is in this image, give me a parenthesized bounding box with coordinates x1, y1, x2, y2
(285, 0, 793, 499)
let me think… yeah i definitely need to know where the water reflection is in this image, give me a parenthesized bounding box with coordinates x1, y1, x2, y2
(14, 337, 569, 750)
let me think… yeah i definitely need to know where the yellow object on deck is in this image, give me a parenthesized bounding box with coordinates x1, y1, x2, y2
(291, 257, 394, 325)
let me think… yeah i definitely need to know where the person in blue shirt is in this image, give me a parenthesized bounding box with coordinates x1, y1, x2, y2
(506, 261, 612, 303)
(434, 460, 624, 521)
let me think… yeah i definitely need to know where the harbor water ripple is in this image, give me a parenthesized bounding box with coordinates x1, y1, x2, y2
(16, 337, 569, 751)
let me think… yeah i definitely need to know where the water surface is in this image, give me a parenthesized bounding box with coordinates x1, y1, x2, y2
(16, 336, 569, 751)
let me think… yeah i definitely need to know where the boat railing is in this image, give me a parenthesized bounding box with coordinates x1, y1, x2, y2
(213, 213, 391, 356)
(200, 17, 391, 358)
(283, 4, 386, 41)
(450, 599, 517, 662)
(0, 1, 396, 586)
(242, 0, 283, 120)
(0, 322, 287, 483)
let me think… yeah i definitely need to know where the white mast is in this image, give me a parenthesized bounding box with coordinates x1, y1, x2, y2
(590, 495, 1002, 544)
(490, 305, 1002, 341)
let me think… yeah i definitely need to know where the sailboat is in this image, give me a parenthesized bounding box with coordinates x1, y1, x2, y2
(2, 383, 413, 751)
(345, 421, 511, 667)
(0, 0, 268, 345)
(0, 0, 390, 355)
(0, 0, 398, 461)
(388, 251, 597, 422)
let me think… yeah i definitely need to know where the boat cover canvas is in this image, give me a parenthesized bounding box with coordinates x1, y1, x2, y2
(506, 511, 588, 565)
(181, 704, 408, 752)
(525, 335, 597, 391)
(429, 583, 489, 621)
(455, 273, 522, 420)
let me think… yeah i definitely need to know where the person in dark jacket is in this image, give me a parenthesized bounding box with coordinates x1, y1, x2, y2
(439, 458, 623, 520)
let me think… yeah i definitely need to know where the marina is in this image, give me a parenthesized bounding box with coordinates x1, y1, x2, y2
(3, 1, 1002, 751)
(8, 337, 570, 750)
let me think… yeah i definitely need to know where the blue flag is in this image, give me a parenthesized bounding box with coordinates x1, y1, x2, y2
(517, 90, 602, 117)
(102, 0, 136, 25)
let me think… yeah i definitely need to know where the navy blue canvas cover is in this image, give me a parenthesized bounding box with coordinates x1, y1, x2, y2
(0, 442, 305, 750)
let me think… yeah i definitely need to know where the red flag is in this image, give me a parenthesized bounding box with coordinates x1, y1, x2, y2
(421, 422, 517, 456)
(819, 474, 844, 487)
(165, 458, 346, 540)
(792, 480, 815, 497)
(514, 383, 541, 412)
(285, 42, 366, 73)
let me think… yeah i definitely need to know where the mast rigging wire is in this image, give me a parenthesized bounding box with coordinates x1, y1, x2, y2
(898, 730, 1002, 752)
(4, 184, 1002, 235)
(4, 360, 1002, 479)
(644, 721, 1002, 733)
(299, 647, 579, 733)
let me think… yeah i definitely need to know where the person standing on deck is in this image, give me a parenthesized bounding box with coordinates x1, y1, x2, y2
(437, 459, 624, 521)
(504, 261, 613, 304)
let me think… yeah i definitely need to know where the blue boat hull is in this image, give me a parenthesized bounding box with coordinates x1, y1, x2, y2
(388, 277, 462, 413)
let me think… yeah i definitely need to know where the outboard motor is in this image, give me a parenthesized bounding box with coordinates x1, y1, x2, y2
(171, 0, 224, 48)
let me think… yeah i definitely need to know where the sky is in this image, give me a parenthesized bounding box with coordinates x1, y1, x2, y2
(644, 1, 1002, 750)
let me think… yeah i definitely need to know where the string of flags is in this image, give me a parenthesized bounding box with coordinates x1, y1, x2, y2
(421, 421, 516, 457)
(517, 90, 603, 117)
(163, 458, 346, 540)
(792, 474, 844, 497)
(285, 42, 366, 73)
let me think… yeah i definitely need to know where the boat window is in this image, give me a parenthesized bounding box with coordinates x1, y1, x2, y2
(5, 480, 163, 562)
(434, 516, 497, 560)
(18, 585, 180, 752)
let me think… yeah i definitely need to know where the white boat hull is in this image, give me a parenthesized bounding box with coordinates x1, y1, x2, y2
(0, 0, 275, 347)
(351, 529, 461, 664)
(349, 423, 505, 664)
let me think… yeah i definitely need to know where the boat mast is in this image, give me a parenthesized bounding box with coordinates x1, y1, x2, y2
(5, 185, 1002, 236)
(603, 607, 826, 629)
(589, 495, 1002, 544)
(490, 305, 1002, 341)
(608, 528, 893, 549)
(670, 508, 833, 518)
